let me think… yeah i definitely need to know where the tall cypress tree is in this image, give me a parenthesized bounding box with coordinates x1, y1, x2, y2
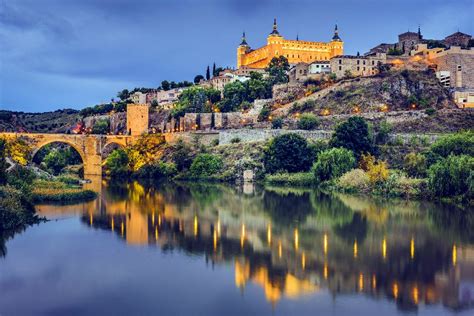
(206, 65, 210, 80)
(212, 63, 216, 77)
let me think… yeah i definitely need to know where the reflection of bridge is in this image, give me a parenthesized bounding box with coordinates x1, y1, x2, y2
(0, 133, 139, 176)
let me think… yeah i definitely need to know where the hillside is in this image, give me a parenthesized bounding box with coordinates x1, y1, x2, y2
(0, 109, 80, 133)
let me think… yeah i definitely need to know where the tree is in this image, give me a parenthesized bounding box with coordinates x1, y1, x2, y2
(105, 149, 130, 177)
(91, 119, 110, 135)
(6, 138, 31, 166)
(297, 114, 319, 130)
(161, 80, 170, 91)
(42, 149, 67, 175)
(151, 100, 159, 108)
(172, 140, 193, 171)
(0, 139, 8, 185)
(267, 56, 290, 84)
(190, 154, 223, 178)
(212, 63, 217, 77)
(206, 65, 211, 80)
(312, 148, 356, 182)
(404, 152, 427, 178)
(170, 81, 177, 89)
(264, 133, 315, 173)
(194, 75, 204, 84)
(428, 155, 473, 198)
(330, 117, 374, 158)
(117, 89, 129, 101)
(430, 131, 474, 158)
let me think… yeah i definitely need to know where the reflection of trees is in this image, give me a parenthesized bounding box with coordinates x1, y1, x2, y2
(333, 213, 368, 244)
(429, 203, 474, 243)
(310, 191, 355, 227)
(262, 190, 314, 226)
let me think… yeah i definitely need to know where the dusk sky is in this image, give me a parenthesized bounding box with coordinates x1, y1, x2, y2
(1, 0, 473, 112)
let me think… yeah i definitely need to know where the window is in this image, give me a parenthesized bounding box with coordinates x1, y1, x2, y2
(457, 65, 462, 71)
(357, 66, 360, 71)
(339, 59, 342, 64)
(357, 60, 360, 65)
(372, 61, 375, 65)
(363, 60, 366, 65)
(339, 66, 342, 71)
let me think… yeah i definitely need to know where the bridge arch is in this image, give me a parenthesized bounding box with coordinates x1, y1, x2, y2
(32, 139, 86, 166)
(101, 141, 126, 160)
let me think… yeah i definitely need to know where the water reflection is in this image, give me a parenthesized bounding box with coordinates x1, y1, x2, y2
(32, 180, 474, 313)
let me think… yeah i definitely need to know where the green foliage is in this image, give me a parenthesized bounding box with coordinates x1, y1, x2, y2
(337, 169, 370, 193)
(371, 170, 426, 198)
(258, 106, 271, 122)
(271, 117, 283, 129)
(375, 120, 392, 144)
(91, 119, 110, 134)
(190, 154, 223, 178)
(430, 131, 474, 158)
(297, 113, 319, 130)
(117, 89, 130, 101)
(0, 139, 8, 185)
(172, 86, 221, 118)
(387, 47, 403, 55)
(0, 186, 36, 231)
(312, 148, 356, 182)
(79, 103, 113, 117)
(289, 100, 316, 114)
(230, 137, 241, 144)
(330, 117, 374, 157)
(5, 138, 31, 166)
(6, 165, 35, 193)
(194, 75, 204, 84)
(105, 149, 130, 178)
(265, 172, 315, 186)
(171, 140, 193, 171)
(404, 152, 427, 178)
(266, 56, 290, 84)
(264, 133, 315, 173)
(428, 155, 473, 198)
(136, 161, 177, 179)
(31, 189, 97, 203)
(42, 149, 67, 175)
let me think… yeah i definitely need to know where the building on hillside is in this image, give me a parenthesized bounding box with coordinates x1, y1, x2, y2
(237, 19, 343, 69)
(288, 63, 309, 83)
(131, 91, 147, 104)
(443, 32, 472, 48)
(131, 88, 184, 107)
(233, 66, 267, 77)
(308, 60, 331, 75)
(209, 72, 249, 91)
(126, 103, 149, 136)
(330, 53, 386, 78)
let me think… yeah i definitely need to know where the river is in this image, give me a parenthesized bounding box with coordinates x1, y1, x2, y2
(0, 180, 473, 315)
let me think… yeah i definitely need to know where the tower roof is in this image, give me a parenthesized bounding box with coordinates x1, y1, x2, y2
(240, 31, 248, 46)
(332, 24, 341, 41)
(269, 18, 280, 36)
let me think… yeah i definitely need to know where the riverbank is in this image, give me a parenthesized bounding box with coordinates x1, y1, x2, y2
(30, 179, 97, 203)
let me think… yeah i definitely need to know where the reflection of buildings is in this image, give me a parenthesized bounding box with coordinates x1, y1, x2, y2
(40, 180, 474, 311)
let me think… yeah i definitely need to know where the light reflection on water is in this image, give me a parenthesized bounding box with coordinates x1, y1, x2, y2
(1, 179, 474, 315)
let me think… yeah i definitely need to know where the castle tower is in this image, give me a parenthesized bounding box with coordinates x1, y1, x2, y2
(237, 32, 250, 68)
(126, 103, 149, 136)
(330, 24, 344, 57)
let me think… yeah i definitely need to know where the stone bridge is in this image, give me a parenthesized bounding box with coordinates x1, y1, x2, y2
(0, 133, 139, 177)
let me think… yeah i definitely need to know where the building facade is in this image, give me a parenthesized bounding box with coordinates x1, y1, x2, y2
(237, 19, 343, 69)
(330, 53, 386, 78)
(126, 104, 149, 136)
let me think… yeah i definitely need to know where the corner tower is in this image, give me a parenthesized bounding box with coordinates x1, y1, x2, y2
(126, 103, 149, 136)
(237, 32, 251, 68)
(330, 24, 344, 57)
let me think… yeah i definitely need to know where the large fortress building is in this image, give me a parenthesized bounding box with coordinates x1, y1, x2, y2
(237, 19, 343, 69)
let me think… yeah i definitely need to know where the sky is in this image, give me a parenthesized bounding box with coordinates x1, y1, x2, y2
(1, 0, 473, 112)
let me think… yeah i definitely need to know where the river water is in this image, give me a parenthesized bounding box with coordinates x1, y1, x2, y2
(0, 180, 473, 316)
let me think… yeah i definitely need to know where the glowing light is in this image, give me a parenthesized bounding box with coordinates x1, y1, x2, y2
(111, 217, 114, 231)
(301, 253, 306, 270)
(323, 262, 328, 279)
(410, 238, 415, 259)
(278, 241, 282, 258)
(359, 273, 364, 292)
(294, 229, 299, 250)
(452, 244, 457, 266)
(393, 283, 399, 299)
(89, 213, 93, 226)
(410, 104, 417, 110)
(353, 240, 358, 259)
(194, 215, 198, 237)
(323, 233, 328, 256)
(158, 214, 162, 226)
(155, 226, 159, 241)
(379, 104, 389, 112)
(213, 229, 218, 251)
(382, 238, 387, 260)
(267, 224, 272, 245)
(321, 109, 330, 116)
(121, 222, 124, 236)
(372, 275, 377, 289)
(412, 285, 419, 305)
(217, 219, 221, 237)
(241, 224, 246, 249)
(152, 213, 155, 225)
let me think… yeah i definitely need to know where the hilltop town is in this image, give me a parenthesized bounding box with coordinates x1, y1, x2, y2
(1, 20, 473, 136)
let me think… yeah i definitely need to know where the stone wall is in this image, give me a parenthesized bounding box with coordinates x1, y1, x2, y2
(272, 83, 305, 105)
(126, 104, 149, 136)
(164, 131, 219, 146)
(218, 129, 333, 145)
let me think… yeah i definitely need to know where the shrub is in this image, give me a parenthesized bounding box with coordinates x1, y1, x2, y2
(136, 161, 177, 179)
(210, 139, 219, 147)
(272, 117, 283, 129)
(172, 140, 193, 171)
(265, 172, 315, 186)
(425, 108, 436, 116)
(430, 131, 474, 158)
(403, 152, 427, 178)
(374, 171, 426, 198)
(190, 154, 223, 178)
(428, 155, 473, 198)
(375, 120, 392, 144)
(330, 117, 374, 157)
(230, 137, 241, 144)
(104, 149, 129, 178)
(264, 133, 315, 173)
(0, 186, 36, 231)
(359, 153, 375, 171)
(337, 169, 370, 192)
(0, 139, 8, 185)
(258, 106, 271, 122)
(91, 119, 110, 135)
(366, 159, 389, 185)
(312, 148, 356, 182)
(297, 113, 319, 130)
(6, 165, 35, 192)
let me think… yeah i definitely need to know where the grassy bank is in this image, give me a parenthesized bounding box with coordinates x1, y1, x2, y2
(30, 179, 97, 203)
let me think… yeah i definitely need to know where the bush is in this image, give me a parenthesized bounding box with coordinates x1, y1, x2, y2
(171, 140, 193, 171)
(404, 152, 427, 178)
(374, 171, 426, 198)
(258, 106, 271, 122)
(425, 108, 436, 116)
(430, 131, 474, 158)
(272, 117, 283, 129)
(366, 159, 389, 185)
(375, 120, 392, 144)
(91, 119, 110, 135)
(104, 149, 129, 178)
(337, 169, 370, 192)
(230, 137, 241, 144)
(264, 133, 315, 173)
(265, 172, 315, 186)
(0, 139, 8, 185)
(210, 139, 219, 147)
(190, 154, 223, 178)
(312, 148, 356, 182)
(0, 186, 36, 231)
(330, 117, 374, 157)
(428, 155, 473, 198)
(6, 165, 35, 192)
(297, 114, 319, 130)
(136, 161, 177, 179)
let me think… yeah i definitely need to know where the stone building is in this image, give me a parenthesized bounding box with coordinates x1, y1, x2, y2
(330, 53, 386, 78)
(233, 66, 267, 77)
(237, 19, 343, 68)
(397, 30, 423, 54)
(308, 60, 331, 75)
(288, 63, 309, 83)
(126, 104, 149, 136)
(443, 32, 472, 48)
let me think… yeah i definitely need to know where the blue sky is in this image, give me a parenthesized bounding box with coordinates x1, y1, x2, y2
(1, 0, 473, 112)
